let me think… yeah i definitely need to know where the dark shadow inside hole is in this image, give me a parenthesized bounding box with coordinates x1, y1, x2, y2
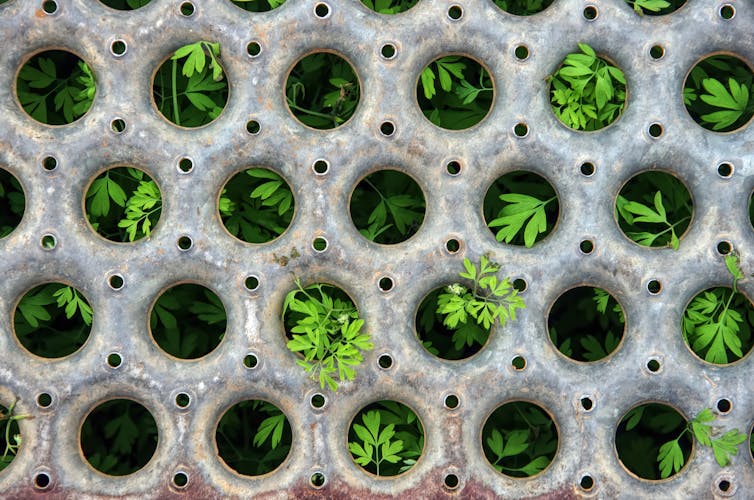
(445, 239, 460, 252)
(511, 355, 526, 370)
(718, 163, 733, 177)
(243, 353, 258, 368)
(719, 479, 731, 491)
(311, 394, 326, 408)
(716, 398, 732, 413)
(580, 240, 594, 254)
(716, 241, 731, 255)
(580, 475, 594, 489)
(107, 353, 122, 367)
(173, 472, 188, 487)
(583, 6, 597, 19)
(444, 394, 459, 408)
(378, 354, 393, 369)
(37, 393, 52, 407)
(447, 5, 462, 19)
(314, 2, 329, 17)
(647, 359, 661, 372)
(444, 473, 459, 488)
(580, 397, 593, 411)
(379, 121, 395, 136)
(0, 168, 25, 238)
(34, 473, 50, 488)
(310, 472, 325, 487)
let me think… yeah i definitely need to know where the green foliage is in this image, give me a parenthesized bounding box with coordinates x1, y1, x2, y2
(283, 281, 373, 391)
(548, 43, 626, 131)
(492, 0, 553, 15)
(0, 170, 24, 238)
(80, 400, 158, 476)
(100, 0, 151, 9)
(348, 401, 423, 476)
(153, 41, 228, 127)
(482, 402, 557, 477)
(14, 283, 93, 358)
(626, 0, 678, 15)
(349, 170, 425, 244)
(418, 56, 493, 129)
(216, 400, 292, 476)
(219, 168, 294, 243)
(484, 171, 558, 248)
(360, 0, 417, 14)
(684, 55, 754, 132)
(17, 51, 95, 125)
(231, 0, 286, 12)
(0, 401, 28, 472)
(286, 53, 360, 129)
(150, 284, 227, 359)
(117, 176, 162, 242)
(616, 172, 692, 250)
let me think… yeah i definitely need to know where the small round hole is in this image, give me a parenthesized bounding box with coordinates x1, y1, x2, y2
(244, 276, 260, 291)
(178, 157, 193, 173)
(583, 5, 597, 20)
(312, 159, 329, 175)
(446, 161, 461, 175)
(108, 274, 124, 290)
(716, 398, 732, 414)
(444, 474, 459, 489)
(514, 122, 529, 137)
(511, 355, 526, 370)
(580, 162, 595, 176)
(42, 156, 58, 171)
(246, 41, 261, 57)
(173, 471, 188, 488)
(720, 4, 735, 20)
(310, 472, 326, 487)
(580, 475, 594, 490)
(314, 2, 330, 17)
(444, 394, 459, 409)
(716, 241, 732, 255)
(514, 45, 529, 60)
(650, 45, 664, 60)
(312, 237, 328, 252)
(381, 44, 396, 59)
(445, 238, 460, 253)
(37, 393, 52, 408)
(180, 2, 194, 15)
(34, 472, 51, 489)
(447, 4, 462, 19)
(719, 479, 731, 492)
(107, 353, 122, 368)
(647, 280, 662, 295)
(513, 279, 527, 292)
(718, 162, 734, 178)
(41, 234, 56, 249)
(378, 277, 394, 292)
(246, 120, 261, 134)
(177, 236, 193, 251)
(647, 358, 661, 372)
(243, 354, 259, 369)
(580, 397, 594, 411)
(175, 392, 191, 408)
(379, 121, 395, 136)
(110, 40, 127, 56)
(310, 393, 326, 409)
(378, 354, 393, 369)
(648, 123, 663, 138)
(42, 1, 57, 14)
(580, 240, 594, 254)
(110, 118, 126, 133)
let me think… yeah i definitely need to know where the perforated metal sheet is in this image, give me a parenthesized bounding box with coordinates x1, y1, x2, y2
(0, 0, 753, 497)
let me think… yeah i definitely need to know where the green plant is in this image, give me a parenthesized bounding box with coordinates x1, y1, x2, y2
(100, 0, 151, 9)
(684, 55, 754, 132)
(418, 56, 493, 129)
(231, 0, 286, 11)
(17, 51, 95, 125)
(0, 170, 24, 238)
(219, 168, 294, 243)
(286, 53, 360, 129)
(484, 171, 559, 248)
(616, 172, 692, 250)
(215, 400, 292, 476)
(0, 401, 28, 472)
(283, 281, 373, 391)
(348, 401, 423, 476)
(360, 0, 417, 13)
(482, 401, 558, 477)
(625, 0, 686, 16)
(349, 170, 425, 244)
(548, 43, 626, 131)
(153, 41, 228, 127)
(493, 0, 553, 15)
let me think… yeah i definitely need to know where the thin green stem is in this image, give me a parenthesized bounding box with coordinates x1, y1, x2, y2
(171, 59, 181, 126)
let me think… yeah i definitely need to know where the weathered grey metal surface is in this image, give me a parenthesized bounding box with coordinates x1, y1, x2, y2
(0, 0, 753, 497)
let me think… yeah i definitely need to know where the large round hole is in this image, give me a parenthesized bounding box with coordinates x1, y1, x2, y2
(549, 44, 626, 131)
(216, 400, 292, 475)
(348, 400, 424, 476)
(683, 54, 754, 132)
(483, 170, 559, 248)
(219, 167, 295, 244)
(682, 286, 754, 365)
(17, 50, 96, 125)
(0, 168, 25, 238)
(350, 169, 425, 244)
(616, 171, 692, 250)
(548, 286, 625, 362)
(152, 41, 228, 127)
(417, 55, 493, 130)
(625, 0, 686, 15)
(150, 283, 226, 359)
(99, 0, 152, 9)
(285, 52, 360, 129)
(85, 167, 162, 242)
(360, 0, 417, 14)
(482, 401, 558, 477)
(615, 402, 691, 480)
(0, 401, 23, 469)
(14, 283, 93, 358)
(493, 0, 553, 15)
(80, 399, 158, 475)
(230, 0, 286, 12)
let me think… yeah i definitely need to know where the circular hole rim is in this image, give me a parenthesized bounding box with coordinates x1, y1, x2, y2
(580, 396, 595, 412)
(41, 155, 59, 171)
(647, 279, 662, 295)
(716, 241, 732, 255)
(378, 276, 394, 293)
(380, 43, 397, 60)
(715, 398, 732, 415)
(106, 352, 123, 368)
(244, 275, 261, 292)
(445, 160, 462, 176)
(33, 471, 52, 489)
(717, 162, 734, 178)
(40, 233, 57, 250)
(444, 472, 460, 489)
(447, 4, 463, 20)
(312, 159, 330, 175)
(177, 157, 194, 174)
(174, 392, 192, 409)
(649, 45, 665, 60)
(36, 392, 53, 408)
(310, 471, 327, 488)
(312, 236, 328, 253)
(444, 238, 462, 254)
(42, 0, 58, 14)
(310, 393, 327, 410)
(580, 473, 595, 491)
(514, 44, 530, 61)
(379, 120, 395, 137)
(646, 357, 662, 373)
(579, 239, 595, 254)
(243, 352, 259, 369)
(246, 41, 262, 58)
(513, 122, 529, 138)
(109, 118, 127, 134)
(511, 355, 527, 371)
(313, 2, 331, 18)
(179, 1, 195, 16)
(246, 120, 261, 135)
(719, 4, 735, 20)
(110, 39, 128, 57)
(172, 471, 189, 489)
(377, 353, 394, 370)
(648, 122, 664, 138)
(176, 235, 193, 251)
(582, 5, 598, 21)
(443, 394, 460, 409)
(108, 274, 125, 290)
